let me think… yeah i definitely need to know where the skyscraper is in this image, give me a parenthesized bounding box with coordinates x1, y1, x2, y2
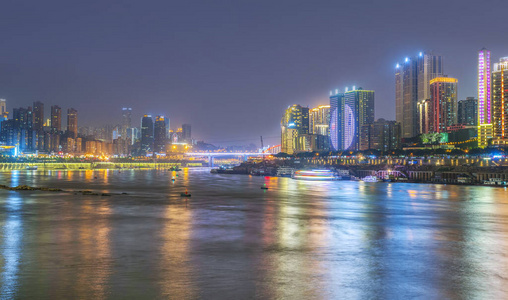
(140, 114, 154, 155)
(417, 99, 433, 134)
(67, 108, 78, 138)
(492, 57, 508, 141)
(182, 124, 191, 143)
(33, 101, 44, 132)
(478, 48, 493, 148)
(344, 88, 374, 150)
(329, 90, 344, 151)
(154, 116, 167, 154)
(396, 52, 444, 138)
(51, 105, 62, 132)
(122, 107, 132, 138)
(281, 105, 309, 154)
(457, 97, 478, 126)
(0, 99, 7, 121)
(310, 105, 330, 136)
(430, 77, 458, 133)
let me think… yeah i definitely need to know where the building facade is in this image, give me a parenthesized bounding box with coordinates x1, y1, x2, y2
(67, 108, 78, 139)
(360, 119, 401, 152)
(281, 105, 310, 154)
(154, 116, 167, 154)
(344, 88, 374, 151)
(430, 77, 458, 133)
(396, 52, 444, 138)
(140, 114, 154, 155)
(457, 97, 478, 126)
(478, 48, 493, 148)
(329, 90, 344, 151)
(492, 57, 508, 142)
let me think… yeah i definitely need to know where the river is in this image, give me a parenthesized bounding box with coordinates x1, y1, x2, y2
(0, 168, 507, 299)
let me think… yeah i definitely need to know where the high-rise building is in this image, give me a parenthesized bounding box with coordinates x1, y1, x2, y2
(329, 90, 344, 151)
(492, 57, 508, 142)
(457, 97, 478, 126)
(140, 114, 154, 155)
(0, 99, 7, 121)
(310, 105, 330, 136)
(360, 119, 401, 152)
(51, 105, 62, 132)
(478, 48, 493, 148)
(67, 108, 78, 138)
(417, 99, 433, 134)
(344, 87, 375, 151)
(33, 101, 44, 132)
(122, 107, 132, 138)
(154, 116, 167, 154)
(396, 52, 444, 138)
(430, 77, 458, 133)
(33, 101, 45, 150)
(182, 124, 191, 143)
(281, 105, 310, 154)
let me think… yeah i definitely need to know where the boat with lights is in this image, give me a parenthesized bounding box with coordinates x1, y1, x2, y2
(362, 176, 379, 182)
(292, 170, 339, 181)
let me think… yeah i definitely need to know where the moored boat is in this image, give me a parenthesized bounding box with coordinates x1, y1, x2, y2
(292, 170, 338, 181)
(362, 176, 379, 182)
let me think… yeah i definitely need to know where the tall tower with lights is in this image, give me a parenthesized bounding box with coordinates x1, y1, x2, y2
(478, 48, 493, 148)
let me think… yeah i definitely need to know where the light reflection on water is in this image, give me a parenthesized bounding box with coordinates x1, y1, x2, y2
(0, 169, 507, 298)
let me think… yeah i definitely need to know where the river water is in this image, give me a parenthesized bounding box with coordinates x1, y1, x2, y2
(0, 168, 508, 299)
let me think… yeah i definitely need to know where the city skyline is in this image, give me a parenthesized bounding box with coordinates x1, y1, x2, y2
(1, 0, 508, 145)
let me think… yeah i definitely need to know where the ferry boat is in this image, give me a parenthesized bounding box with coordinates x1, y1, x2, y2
(25, 166, 38, 170)
(362, 176, 379, 182)
(292, 170, 339, 181)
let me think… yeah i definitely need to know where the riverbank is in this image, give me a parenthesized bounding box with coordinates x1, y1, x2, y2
(212, 160, 508, 186)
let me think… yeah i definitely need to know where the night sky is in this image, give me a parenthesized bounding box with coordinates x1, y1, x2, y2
(1, 0, 507, 146)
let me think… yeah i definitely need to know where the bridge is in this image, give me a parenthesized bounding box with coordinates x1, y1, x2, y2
(184, 152, 271, 167)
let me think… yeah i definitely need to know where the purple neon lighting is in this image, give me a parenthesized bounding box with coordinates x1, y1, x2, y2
(478, 50, 491, 124)
(330, 108, 338, 151)
(344, 104, 354, 149)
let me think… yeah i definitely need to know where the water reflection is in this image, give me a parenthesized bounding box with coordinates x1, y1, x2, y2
(0, 195, 23, 298)
(0, 170, 506, 298)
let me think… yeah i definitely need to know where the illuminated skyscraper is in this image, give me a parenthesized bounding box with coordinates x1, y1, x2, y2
(140, 114, 154, 155)
(430, 77, 458, 133)
(417, 99, 433, 134)
(154, 116, 167, 154)
(478, 48, 493, 147)
(343, 88, 374, 150)
(310, 105, 330, 136)
(122, 107, 132, 138)
(329, 90, 344, 151)
(281, 105, 309, 154)
(67, 108, 78, 138)
(51, 105, 61, 132)
(396, 52, 443, 138)
(492, 57, 508, 142)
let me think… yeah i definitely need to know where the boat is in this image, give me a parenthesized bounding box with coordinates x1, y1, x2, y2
(292, 170, 338, 181)
(261, 186, 269, 190)
(362, 176, 379, 182)
(25, 166, 38, 170)
(276, 166, 294, 177)
(180, 193, 191, 197)
(169, 166, 182, 171)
